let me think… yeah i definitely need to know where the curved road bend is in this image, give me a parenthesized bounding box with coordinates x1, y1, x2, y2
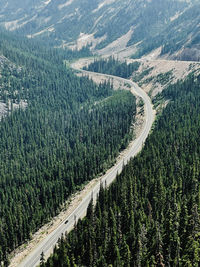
(19, 69, 155, 267)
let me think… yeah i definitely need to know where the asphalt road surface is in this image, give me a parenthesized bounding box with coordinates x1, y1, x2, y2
(19, 69, 155, 267)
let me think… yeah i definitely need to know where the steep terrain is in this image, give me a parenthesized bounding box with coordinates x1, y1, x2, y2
(0, 0, 199, 60)
(0, 30, 137, 265)
(0, 1, 199, 266)
(42, 67, 200, 267)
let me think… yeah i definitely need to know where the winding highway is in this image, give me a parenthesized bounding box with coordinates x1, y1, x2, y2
(19, 67, 155, 267)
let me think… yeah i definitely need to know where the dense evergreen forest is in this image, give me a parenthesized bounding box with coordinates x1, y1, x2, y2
(43, 74, 200, 266)
(84, 57, 140, 79)
(0, 31, 136, 265)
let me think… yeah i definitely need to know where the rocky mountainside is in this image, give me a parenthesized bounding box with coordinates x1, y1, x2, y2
(0, 0, 199, 60)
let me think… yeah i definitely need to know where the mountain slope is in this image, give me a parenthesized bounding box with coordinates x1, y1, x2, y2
(133, 2, 200, 61)
(160, 4, 200, 61)
(42, 71, 200, 267)
(0, 0, 199, 60)
(0, 30, 137, 265)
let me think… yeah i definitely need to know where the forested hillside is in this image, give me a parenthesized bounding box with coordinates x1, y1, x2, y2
(84, 57, 140, 79)
(0, 31, 136, 265)
(43, 74, 200, 266)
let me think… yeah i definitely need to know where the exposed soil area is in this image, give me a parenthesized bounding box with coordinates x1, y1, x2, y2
(129, 59, 200, 97)
(72, 56, 200, 100)
(97, 27, 134, 56)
